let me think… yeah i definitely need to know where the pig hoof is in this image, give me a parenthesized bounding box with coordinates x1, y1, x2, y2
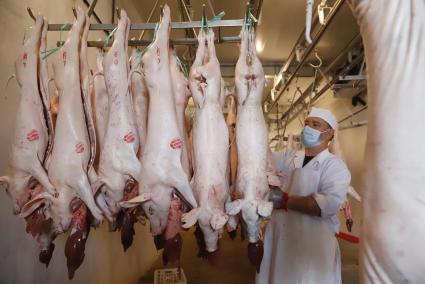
(248, 240, 264, 273)
(121, 210, 136, 252)
(39, 243, 55, 267)
(154, 234, 165, 250)
(206, 249, 220, 266)
(65, 230, 88, 280)
(227, 230, 237, 240)
(162, 233, 183, 265)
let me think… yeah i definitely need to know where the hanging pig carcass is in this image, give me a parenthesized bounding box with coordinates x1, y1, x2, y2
(225, 27, 273, 272)
(348, 0, 425, 282)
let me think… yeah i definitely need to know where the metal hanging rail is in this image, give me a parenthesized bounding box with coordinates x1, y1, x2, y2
(268, 7, 319, 100)
(74, 36, 240, 47)
(280, 51, 365, 129)
(278, 33, 361, 122)
(51, 20, 245, 47)
(268, 0, 345, 112)
(338, 105, 368, 124)
(28, 0, 247, 47)
(48, 19, 245, 31)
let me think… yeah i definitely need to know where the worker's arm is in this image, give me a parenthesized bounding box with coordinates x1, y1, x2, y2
(280, 159, 351, 217)
(286, 195, 321, 216)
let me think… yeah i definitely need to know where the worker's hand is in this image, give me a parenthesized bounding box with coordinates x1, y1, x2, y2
(269, 186, 284, 209)
(269, 187, 290, 210)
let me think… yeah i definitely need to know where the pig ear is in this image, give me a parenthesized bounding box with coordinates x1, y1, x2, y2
(226, 214, 239, 232)
(257, 200, 273, 217)
(19, 192, 53, 218)
(0, 176, 10, 190)
(225, 199, 243, 215)
(210, 209, 229, 230)
(119, 192, 151, 208)
(181, 208, 201, 229)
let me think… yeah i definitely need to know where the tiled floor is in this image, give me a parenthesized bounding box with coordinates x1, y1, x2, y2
(139, 228, 359, 284)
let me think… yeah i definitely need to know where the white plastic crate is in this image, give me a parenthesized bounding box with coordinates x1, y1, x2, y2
(154, 268, 187, 284)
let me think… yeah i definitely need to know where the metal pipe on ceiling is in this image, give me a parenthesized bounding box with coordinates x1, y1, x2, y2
(281, 51, 365, 128)
(339, 120, 367, 130)
(338, 105, 368, 124)
(266, 7, 320, 100)
(268, 0, 346, 112)
(278, 33, 361, 122)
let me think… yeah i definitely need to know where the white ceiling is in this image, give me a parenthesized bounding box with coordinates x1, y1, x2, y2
(126, 0, 360, 65)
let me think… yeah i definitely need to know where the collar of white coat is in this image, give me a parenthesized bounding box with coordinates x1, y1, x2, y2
(293, 148, 332, 169)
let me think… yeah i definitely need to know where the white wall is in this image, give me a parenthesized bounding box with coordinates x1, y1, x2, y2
(0, 1, 159, 283)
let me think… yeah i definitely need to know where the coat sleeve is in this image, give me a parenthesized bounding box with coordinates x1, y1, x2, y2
(312, 158, 351, 218)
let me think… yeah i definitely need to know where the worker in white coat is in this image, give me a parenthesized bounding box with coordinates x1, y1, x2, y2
(257, 107, 351, 284)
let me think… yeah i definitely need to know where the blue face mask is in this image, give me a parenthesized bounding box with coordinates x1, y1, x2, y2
(301, 126, 327, 148)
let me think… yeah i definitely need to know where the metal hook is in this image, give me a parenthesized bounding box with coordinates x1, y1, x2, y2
(245, 2, 250, 26)
(159, 5, 164, 20)
(309, 49, 323, 68)
(202, 4, 207, 22)
(116, 7, 121, 20)
(27, 7, 36, 22)
(72, 7, 77, 19)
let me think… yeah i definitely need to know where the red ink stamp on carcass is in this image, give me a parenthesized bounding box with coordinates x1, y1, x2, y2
(22, 52, 28, 67)
(170, 138, 183, 149)
(63, 51, 67, 66)
(114, 51, 119, 65)
(75, 142, 85, 154)
(26, 129, 39, 141)
(123, 132, 136, 143)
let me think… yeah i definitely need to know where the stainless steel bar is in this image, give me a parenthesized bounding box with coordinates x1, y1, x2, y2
(338, 74, 367, 81)
(268, 0, 345, 111)
(48, 19, 244, 31)
(57, 36, 241, 47)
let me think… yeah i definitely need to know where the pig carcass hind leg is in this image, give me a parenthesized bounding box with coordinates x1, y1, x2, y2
(166, 165, 197, 209)
(30, 158, 56, 196)
(72, 173, 103, 225)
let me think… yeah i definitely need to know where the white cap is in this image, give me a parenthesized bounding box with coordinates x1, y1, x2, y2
(307, 107, 338, 129)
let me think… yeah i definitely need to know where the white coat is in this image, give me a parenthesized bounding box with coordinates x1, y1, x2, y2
(256, 149, 351, 284)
